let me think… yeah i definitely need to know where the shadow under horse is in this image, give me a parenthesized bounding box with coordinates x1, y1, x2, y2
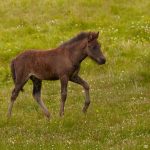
(8, 31, 106, 119)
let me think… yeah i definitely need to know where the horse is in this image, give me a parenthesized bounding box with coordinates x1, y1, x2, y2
(7, 31, 106, 119)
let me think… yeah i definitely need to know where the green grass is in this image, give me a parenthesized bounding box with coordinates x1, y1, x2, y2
(0, 0, 150, 149)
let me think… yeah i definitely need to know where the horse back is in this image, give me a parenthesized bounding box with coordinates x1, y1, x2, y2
(13, 49, 73, 80)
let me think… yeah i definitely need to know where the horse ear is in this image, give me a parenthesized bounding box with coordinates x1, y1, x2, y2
(96, 31, 99, 38)
(88, 32, 93, 42)
(88, 32, 99, 42)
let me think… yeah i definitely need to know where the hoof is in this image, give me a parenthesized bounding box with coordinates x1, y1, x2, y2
(45, 112, 51, 119)
(7, 112, 12, 119)
(82, 106, 88, 114)
(59, 111, 64, 117)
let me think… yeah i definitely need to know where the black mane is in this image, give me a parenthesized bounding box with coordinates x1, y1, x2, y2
(59, 32, 89, 48)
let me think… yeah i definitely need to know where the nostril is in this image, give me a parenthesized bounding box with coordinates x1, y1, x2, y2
(102, 58, 106, 64)
(99, 58, 106, 64)
(97, 57, 106, 64)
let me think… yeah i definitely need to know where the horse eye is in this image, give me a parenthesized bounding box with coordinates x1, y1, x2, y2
(93, 46, 97, 49)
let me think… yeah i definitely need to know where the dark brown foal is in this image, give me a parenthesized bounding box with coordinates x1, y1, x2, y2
(8, 31, 106, 119)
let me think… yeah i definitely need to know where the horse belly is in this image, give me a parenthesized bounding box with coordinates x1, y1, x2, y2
(32, 71, 59, 80)
(30, 65, 59, 80)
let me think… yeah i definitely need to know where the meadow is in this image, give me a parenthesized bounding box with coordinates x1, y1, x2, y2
(0, 0, 150, 149)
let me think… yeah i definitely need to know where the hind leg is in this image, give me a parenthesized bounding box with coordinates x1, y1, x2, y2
(31, 77, 50, 119)
(7, 84, 24, 118)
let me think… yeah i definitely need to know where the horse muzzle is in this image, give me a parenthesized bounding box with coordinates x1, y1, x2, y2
(97, 57, 106, 65)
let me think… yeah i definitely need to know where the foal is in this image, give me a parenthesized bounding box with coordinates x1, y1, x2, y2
(8, 31, 106, 118)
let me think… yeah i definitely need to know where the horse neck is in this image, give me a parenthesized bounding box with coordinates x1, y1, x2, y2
(68, 40, 87, 65)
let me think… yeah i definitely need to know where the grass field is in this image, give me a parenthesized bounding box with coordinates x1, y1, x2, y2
(0, 0, 150, 149)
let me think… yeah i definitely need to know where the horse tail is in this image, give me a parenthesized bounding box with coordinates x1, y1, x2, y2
(10, 59, 24, 92)
(10, 60, 16, 84)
